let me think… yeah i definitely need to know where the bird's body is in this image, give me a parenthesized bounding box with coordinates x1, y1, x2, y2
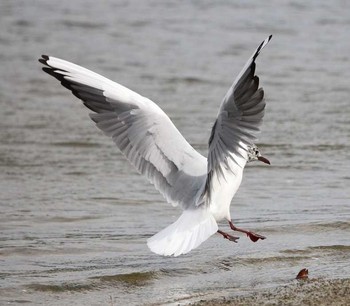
(39, 35, 272, 257)
(209, 159, 244, 221)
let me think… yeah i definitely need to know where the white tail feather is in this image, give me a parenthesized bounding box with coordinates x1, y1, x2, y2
(147, 208, 218, 256)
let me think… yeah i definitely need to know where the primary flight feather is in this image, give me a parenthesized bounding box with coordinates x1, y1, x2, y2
(39, 35, 272, 256)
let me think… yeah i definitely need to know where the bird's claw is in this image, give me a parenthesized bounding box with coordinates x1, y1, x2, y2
(218, 230, 239, 243)
(227, 235, 240, 243)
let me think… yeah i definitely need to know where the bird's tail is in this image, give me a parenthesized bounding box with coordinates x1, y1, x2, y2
(147, 207, 218, 256)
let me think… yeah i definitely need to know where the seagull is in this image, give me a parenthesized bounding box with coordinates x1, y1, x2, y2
(39, 35, 272, 257)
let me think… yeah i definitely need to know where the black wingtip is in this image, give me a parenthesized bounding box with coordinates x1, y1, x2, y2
(38, 54, 49, 65)
(253, 35, 273, 61)
(42, 67, 56, 77)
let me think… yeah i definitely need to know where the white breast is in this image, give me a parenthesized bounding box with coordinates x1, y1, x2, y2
(208, 155, 245, 221)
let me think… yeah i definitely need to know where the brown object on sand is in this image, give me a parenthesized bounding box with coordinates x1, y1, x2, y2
(296, 268, 309, 280)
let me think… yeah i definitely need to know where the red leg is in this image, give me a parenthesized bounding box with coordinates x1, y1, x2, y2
(217, 230, 239, 243)
(229, 221, 266, 242)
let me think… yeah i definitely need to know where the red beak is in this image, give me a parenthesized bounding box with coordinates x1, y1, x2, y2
(258, 156, 271, 165)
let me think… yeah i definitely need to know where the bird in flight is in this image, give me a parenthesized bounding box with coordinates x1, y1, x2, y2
(39, 35, 272, 257)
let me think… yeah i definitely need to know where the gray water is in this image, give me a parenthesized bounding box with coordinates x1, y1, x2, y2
(1, 1, 350, 305)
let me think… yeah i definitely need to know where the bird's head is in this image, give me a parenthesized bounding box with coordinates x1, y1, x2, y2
(247, 144, 270, 165)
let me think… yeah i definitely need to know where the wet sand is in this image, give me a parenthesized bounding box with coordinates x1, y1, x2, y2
(193, 278, 350, 306)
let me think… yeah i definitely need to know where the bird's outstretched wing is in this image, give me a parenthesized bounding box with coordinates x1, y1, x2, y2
(204, 35, 272, 200)
(39, 56, 207, 209)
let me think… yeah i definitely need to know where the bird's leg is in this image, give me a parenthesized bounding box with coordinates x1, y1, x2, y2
(217, 229, 239, 243)
(229, 221, 266, 242)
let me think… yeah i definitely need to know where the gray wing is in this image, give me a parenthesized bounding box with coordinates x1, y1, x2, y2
(204, 35, 272, 199)
(39, 56, 207, 209)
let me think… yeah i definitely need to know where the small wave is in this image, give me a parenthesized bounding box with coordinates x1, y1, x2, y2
(308, 245, 350, 252)
(61, 20, 106, 29)
(165, 76, 214, 85)
(90, 197, 156, 205)
(14, 19, 34, 27)
(281, 245, 350, 256)
(27, 282, 95, 293)
(213, 254, 310, 270)
(90, 271, 157, 286)
(310, 221, 350, 231)
(51, 141, 100, 148)
(0, 246, 88, 257)
(27, 271, 160, 293)
(307, 144, 348, 152)
(305, 221, 350, 232)
(263, 221, 350, 234)
(158, 267, 193, 277)
(48, 215, 101, 223)
(128, 20, 152, 28)
(64, 171, 88, 176)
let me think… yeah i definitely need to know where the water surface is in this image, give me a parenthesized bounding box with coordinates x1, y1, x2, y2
(1, 1, 349, 305)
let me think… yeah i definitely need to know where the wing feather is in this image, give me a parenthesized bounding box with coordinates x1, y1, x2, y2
(39, 56, 207, 209)
(203, 35, 272, 200)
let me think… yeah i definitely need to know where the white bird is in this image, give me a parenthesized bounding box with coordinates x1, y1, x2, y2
(39, 35, 272, 257)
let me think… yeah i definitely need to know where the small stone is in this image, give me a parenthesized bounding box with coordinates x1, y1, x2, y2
(296, 268, 309, 280)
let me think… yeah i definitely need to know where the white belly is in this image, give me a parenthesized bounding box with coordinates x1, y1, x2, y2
(208, 163, 244, 222)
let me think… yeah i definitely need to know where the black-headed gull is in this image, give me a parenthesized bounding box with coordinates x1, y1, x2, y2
(39, 35, 272, 257)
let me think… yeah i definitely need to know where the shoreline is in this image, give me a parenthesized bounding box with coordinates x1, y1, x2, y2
(192, 278, 350, 306)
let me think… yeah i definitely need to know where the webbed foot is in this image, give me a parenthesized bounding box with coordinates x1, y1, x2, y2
(217, 230, 239, 243)
(229, 221, 266, 242)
